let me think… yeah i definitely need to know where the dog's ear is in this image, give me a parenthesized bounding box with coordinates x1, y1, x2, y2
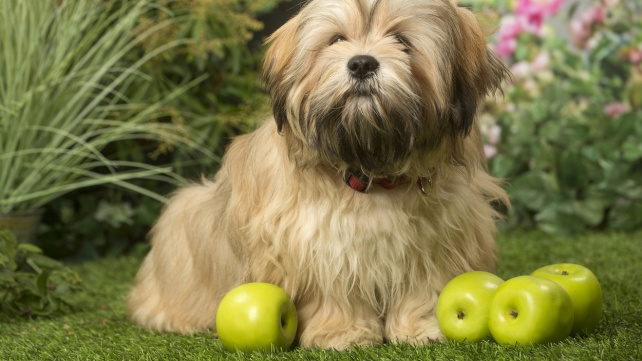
(449, 7, 509, 138)
(263, 15, 301, 133)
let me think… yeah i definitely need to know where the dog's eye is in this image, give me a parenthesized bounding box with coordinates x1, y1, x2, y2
(394, 35, 411, 53)
(330, 35, 347, 45)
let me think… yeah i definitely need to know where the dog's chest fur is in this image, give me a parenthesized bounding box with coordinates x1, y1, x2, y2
(235, 122, 447, 311)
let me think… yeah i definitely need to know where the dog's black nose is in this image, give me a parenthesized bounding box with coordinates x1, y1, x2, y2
(348, 55, 379, 79)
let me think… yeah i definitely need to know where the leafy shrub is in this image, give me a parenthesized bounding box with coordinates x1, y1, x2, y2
(476, 0, 642, 233)
(0, 228, 82, 316)
(38, 188, 163, 260)
(130, 0, 283, 175)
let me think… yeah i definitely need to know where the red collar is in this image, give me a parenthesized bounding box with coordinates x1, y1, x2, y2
(343, 169, 432, 195)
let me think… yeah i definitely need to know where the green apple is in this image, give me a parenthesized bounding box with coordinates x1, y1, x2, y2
(215, 283, 298, 352)
(489, 276, 574, 346)
(437, 271, 504, 342)
(531, 263, 603, 335)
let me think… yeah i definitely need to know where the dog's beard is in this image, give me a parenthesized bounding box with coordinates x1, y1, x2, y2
(302, 69, 429, 175)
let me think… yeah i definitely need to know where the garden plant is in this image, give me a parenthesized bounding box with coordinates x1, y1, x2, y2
(476, 0, 642, 233)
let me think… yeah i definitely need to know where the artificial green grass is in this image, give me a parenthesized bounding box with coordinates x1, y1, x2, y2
(1, 230, 641, 360)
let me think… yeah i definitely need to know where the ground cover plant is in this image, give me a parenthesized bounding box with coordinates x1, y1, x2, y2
(0, 228, 82, 317)
(0, 231, 640, 360)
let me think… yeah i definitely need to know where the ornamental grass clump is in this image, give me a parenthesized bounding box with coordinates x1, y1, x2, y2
(0, 0, 205, 214)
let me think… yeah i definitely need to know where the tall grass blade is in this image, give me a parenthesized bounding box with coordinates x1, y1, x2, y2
(0, 0, 209, 214)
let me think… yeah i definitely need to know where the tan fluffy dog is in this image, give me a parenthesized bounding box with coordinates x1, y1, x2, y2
(128, 0, 510, 350)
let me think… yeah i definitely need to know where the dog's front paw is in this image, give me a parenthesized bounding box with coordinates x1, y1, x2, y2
(385, 314, 444, 345)
(299, 317, 384, 350)
(384, 290, 444, 345)
(296, 298, 385, 350)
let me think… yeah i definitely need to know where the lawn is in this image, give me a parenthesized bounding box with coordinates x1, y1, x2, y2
(1, 231, 641, 360)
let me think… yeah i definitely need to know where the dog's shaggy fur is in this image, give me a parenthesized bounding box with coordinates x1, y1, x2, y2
(128, 0, 510, 349)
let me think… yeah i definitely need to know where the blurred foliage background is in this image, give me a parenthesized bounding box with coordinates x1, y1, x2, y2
(468, 0, 642, 234)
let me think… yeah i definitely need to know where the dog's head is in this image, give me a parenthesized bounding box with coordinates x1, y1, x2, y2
(264, 0, 508, 177)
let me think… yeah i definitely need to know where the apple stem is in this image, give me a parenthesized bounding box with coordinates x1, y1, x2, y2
(509, 310, 518, 318)
(561, 270, 569, 275)
(457, 310, 465, 320)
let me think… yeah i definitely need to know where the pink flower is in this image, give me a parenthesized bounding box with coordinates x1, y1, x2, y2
(495, 38, 518, 58)
(515, 0, 565, 17)
(571, 6, 607, 48)
(498, 15, 526, 40)
(507, 52, 550, 79)
(494, 1, 564, 58)
(580, 6, 606, 24)
(495, 16, 528, 58)
(515, 0, 565, 31)
(592, 6, 606, 23)
(628, 48, 642, 64)
(484, 144, 498, 159)
(570, 17, 590, 46)
(486, 125, 502, 145)
(531, 51, 551, 71)
(510, 61, 531, 79)
(604, 102, 629, 119)
(481, 124, 501, 160)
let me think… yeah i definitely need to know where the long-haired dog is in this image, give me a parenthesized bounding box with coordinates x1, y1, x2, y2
(128, 0, 510, 350)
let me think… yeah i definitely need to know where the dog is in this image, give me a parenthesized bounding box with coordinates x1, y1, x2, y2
(128, 0, 510, 350)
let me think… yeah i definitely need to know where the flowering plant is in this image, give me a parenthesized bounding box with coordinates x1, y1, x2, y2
(476, 0, 642, 233)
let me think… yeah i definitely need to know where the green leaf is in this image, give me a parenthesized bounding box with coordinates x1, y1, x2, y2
(572, 199, 607, 227)
(0, 229, 18, 271)
(559, 151, 589, 191)
(531, 100, 548, 123)
(52, 284, 72, 295)
(604, 178, 642, 199)
(622, 139, 642, 162)
(540, 121, 563, 143)
(0, 268, 16, 284)
(35, 271, 50, 297)
(27, 253, 64, 271)
(509, 172, 558, 211)
(0, 227, 18, 243)
(490, 154, 517, 178)
(535, 201, 586, 235)
(610, 201, 642, 231)
(17, 243, 43, 254)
